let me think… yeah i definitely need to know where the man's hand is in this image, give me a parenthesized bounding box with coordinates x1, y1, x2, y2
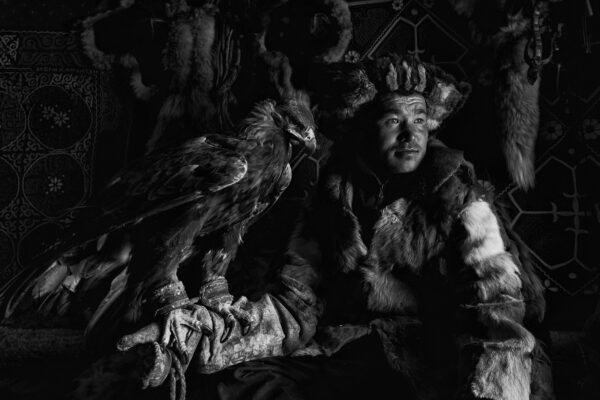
(118, 306, 214, 355)
(116, 304, 216, 388)
(113, 294, 275, 387)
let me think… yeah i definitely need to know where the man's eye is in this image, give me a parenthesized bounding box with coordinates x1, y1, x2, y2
(385, 118, 400, 126)
(413, 117, 425, 124)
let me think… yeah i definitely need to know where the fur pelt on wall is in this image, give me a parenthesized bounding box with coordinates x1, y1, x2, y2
(81, 0, 352, 154)
(494, 28, 540, 190)
(449, 0, 541, 189)
(281, 0, 353, 64)
(145, 1, 218, 153)
(81, 0, 155, 98)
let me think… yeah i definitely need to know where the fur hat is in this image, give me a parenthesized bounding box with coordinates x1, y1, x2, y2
(365, 53, 471, 131)
(309, 53, 471, 139)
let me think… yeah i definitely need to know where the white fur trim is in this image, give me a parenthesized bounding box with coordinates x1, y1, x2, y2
(416, 64, 427, 92)
(460, 200, 505, 265)
(403, 61, 412, 91)
(377, 199, 406, 226)
(386, 63, 399, 91)
(470, 318, 536, 400)
(439, 82, 453, 101)
(475, 253, 522, 301)
(472, 344, 533, 400)
(459, 201, 533, 399)
(426, 118, 440, 130)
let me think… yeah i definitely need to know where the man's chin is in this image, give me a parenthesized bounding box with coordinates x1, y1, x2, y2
(387, 153, 422, 174)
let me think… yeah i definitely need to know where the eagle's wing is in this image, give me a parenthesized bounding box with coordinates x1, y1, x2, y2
(35, 135, 248, 258)
(96, 134, 248, 234)
(0, 135, 248, 320)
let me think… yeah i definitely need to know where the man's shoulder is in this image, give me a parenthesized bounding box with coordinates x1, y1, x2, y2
(420, 141, 475, 194)
(423, 142, 494, 210)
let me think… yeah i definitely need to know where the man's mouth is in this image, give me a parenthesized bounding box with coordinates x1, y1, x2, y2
(392, 146, 420, 156)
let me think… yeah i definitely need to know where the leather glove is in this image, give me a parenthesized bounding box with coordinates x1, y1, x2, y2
(116, 303, 215, 389)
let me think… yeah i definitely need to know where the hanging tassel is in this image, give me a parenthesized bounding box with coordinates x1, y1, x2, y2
(586, 0, 594, 16)
(168, 348, 187, 400)
(583, 0, 593, 54)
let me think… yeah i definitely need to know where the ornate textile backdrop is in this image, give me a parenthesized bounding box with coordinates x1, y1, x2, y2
(0, 28, 131, 285)
(0, 0, 598, 330)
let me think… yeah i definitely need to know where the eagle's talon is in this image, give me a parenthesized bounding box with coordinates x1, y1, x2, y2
(198, 278, 259, 340)
(201, 325, 214, 338)
(241, 322, 252, 336)
(230, 296, 256, 336)
(221, 313, 236, 342)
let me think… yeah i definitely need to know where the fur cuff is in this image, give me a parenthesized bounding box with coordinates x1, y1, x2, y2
(470, 336, 535, 400)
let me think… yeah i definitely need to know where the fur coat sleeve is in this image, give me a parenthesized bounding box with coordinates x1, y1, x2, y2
(452, 186, 552, 400)
(191, 228, 324, 374)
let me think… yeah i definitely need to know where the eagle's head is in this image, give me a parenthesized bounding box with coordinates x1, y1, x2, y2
(275, 90, 317, 156)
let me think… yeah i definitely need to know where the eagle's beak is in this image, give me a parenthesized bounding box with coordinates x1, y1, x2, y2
(288, 127, 317, 156)
(303, 128, 317, 155)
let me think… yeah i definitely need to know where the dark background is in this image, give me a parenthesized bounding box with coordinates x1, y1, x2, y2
(0, 0, 598, 340)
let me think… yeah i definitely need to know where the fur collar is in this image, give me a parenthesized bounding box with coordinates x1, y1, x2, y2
(317, 140, 467, 274)
(347, 139, 467, 202)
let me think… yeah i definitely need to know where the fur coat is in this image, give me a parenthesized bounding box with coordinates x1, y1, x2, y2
(271, 140, 554, 400)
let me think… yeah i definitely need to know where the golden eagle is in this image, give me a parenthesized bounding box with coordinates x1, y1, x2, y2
(0, 91, 316, 352)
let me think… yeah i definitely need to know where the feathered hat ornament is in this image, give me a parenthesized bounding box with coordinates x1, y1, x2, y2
(309, 53, 471, 140)
(365, 53, 472, 132)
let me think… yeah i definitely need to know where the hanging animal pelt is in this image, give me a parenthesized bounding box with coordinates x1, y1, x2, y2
(83, 0, 218, 154)
(145, 1, 218, 154)
(495, 33, 540, 190)
(449, 0, 541, 189)
(295, 0, 353, 64)
(81, 0, 352, 155)
(82, 1, 146, 98)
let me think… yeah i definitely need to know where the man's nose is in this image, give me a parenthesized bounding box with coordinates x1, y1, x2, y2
(396, 122, 413, 141)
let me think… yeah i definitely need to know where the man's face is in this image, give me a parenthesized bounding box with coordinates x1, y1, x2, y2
(372, 93, 429, 174)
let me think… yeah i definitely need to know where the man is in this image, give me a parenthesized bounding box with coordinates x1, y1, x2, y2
(101, 54, 554, 400)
